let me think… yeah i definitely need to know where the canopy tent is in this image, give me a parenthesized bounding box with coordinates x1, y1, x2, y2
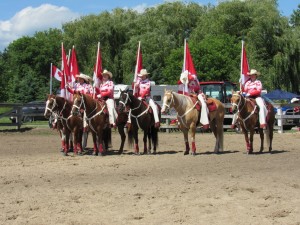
(264, 89, 298, 101)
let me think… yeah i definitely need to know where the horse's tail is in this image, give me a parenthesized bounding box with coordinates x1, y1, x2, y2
(151, 126, 159, 149)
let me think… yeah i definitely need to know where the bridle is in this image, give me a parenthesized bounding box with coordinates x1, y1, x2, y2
(162, 92, 174, 111)
(119, 92, 150, 129)
(231, 93, 257, 129)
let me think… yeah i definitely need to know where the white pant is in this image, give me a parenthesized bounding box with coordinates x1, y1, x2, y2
(197, 94, 209, 125)
(106, 98, 117, 125)
(231, 97, 267, 125)
(256, 97, 267, 125)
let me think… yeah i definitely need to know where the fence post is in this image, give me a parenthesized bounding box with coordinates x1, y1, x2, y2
(166, 118, 170, 133)
(277, 107, 283, 134)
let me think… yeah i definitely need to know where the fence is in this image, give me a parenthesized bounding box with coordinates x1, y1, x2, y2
(1, 102, 300, 133)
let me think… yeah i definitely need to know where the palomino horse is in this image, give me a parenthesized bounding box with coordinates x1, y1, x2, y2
(161, 90, 224, 155)
(72, 93, 111, 156)
(44, 94, 83, 156)
(118, 90, 160, 154)
(231, 91, 275, 154)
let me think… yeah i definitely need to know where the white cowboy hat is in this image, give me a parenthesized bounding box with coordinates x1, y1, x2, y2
(180, 70, 189, 85)
(247, 69, 260, 76)
(291, 97, 299, 103)
(76, 73, 93, 82)
(138, 69, 150, 77)
(102, 69, 113, 78)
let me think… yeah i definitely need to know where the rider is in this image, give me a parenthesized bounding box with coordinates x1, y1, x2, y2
(129, 68, 160, 128)
(94, 69, 117, 128)
(66, 73, 94, 145)
(232, 69, 267, 129)
(178, 70, 209, 129)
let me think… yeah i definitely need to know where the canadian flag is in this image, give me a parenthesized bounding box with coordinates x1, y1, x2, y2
(240, 40, 250, 87)
(69, 46, 79, 82)
(93, 42, 103, 88)
(51, 65, 63, 81)
(183, 39, 197, 76)
(133, 41, 143, 96)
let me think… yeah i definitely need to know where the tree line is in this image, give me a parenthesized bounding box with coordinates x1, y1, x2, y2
(0, 0, 299, 103)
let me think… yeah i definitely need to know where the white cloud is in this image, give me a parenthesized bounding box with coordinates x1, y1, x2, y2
(0, 4, 80, 51)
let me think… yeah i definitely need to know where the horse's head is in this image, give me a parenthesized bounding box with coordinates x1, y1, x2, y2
(44, 94, 57, 118)
(230, 91, 242, 114)
(72, 92, 83, 116)
(161, 90, 174, 114)
(118, 90, 131, 113)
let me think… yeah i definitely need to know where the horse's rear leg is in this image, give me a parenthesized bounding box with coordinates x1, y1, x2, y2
(258, 129, 264, 153)
(92, 133, 98, 156)
(133, 130, 139, 155)
(190, 126, 196, 155)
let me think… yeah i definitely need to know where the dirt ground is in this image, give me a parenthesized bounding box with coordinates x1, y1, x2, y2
(0, 127, 299, 225)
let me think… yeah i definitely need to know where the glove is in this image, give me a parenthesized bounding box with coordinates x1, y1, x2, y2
(245, 93, 250, 97)
(97, 94, 101, 98)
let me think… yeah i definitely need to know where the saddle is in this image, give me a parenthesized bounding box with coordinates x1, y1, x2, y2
(189, 94, 217, 112)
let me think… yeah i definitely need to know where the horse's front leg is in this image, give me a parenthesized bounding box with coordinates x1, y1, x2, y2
(182, 128, 190, 155)
(98, 130, 104, 156)
(248, 129, 255, 154)
(91, 132, 98, 156)
(190, 124, 196, 156)
(59, 129, 65, 152)
(241, 127, 252, 154)
(143, 130, 148, 154)
(118, 123, 126, 154)
(133, 129, 139, 155)
(63, 130, 70, 156)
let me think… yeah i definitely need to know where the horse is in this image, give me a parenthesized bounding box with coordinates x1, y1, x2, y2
(161, 90, 224, 155)
(231, 91, 275, 154)
(72, 93, 111, 156)
(118, 90, 160, 154)
(44, 94, 84, 156)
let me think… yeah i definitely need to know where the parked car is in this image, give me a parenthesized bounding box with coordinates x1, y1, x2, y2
(10, 101, 47, 123)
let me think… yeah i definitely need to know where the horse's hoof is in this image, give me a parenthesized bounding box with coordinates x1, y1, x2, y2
(62, 152, 68, 156)
(77, 152, 83, 156)
(134, 152, 140, 156)
(184, 151, 189, 155)
(118, 150, 123, 155)
(191, 152, 196, 156)
(98, 153, 105, 156)
(92, 152, 98, 156)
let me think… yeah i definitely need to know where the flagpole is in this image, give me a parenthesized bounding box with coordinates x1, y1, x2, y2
(240, 40, 244, 91)
(93, 42, 100, 99)
(183, 39, 187, 94)
(62, 42, 67, 99)
(50, 63, 53, 95)
(133, 41, 141, 95)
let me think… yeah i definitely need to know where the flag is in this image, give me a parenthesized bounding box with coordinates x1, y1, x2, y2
(240, 40, 250, 87)
(180, 39, 199, 94)
(133, 41, 143, 95)
(183, 39, 197, 76)
(93, 42, 102, 88)
(70, 46, 79, 82)
(61, 43, 70, 98)
(51, 65, 63, 81)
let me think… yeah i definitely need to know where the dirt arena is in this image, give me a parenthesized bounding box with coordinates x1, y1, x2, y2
(0, 127, 299, 225)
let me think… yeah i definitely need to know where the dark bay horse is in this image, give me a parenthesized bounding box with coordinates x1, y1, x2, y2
(231, 91, 275, 154)
(72, 93, 111, 156)
(118, 91, 160, 154)
(44, 94, 83, 156)
(161, 90, 224, 155)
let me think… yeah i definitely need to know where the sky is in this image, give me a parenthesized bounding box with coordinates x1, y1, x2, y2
(0, 0, 299, 51)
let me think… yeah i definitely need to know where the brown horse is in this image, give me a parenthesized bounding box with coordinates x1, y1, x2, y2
(231, 91, 275, 154)
(72, 93, 111, 156)
(44, 94, 83, 156)
(118, 90, 160, 155)
(161, 90, 224, 155)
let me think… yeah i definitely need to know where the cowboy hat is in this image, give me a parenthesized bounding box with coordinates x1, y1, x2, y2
(138, 69, 150, 77)
(291, 97, 299, 103)
(76, 73, 93, 82)
(102, 69, 113, 78)
(247, 69, 260, 76)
